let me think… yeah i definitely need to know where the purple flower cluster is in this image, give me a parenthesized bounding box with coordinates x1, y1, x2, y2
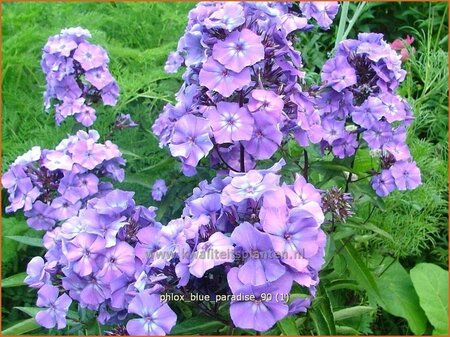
(22, 188, 178, 335)
(159, 160, 327, 331)
(153, 2, 339, 176)
(2, 130, 125, 229)
(317, 33, 421, 196)
(42, 27, 119, 127)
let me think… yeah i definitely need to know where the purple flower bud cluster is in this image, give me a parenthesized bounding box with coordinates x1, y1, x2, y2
(41, 27, 119, 127)
(157, 160, 327, 331)
(114, 113, 139, 130)
(152, 2, 339, 176)
(2, 130, 125, 229)
(318, 33, 421, 196)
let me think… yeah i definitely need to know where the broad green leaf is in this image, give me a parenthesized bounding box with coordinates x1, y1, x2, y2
(277, 316, 298, 336)
(411, 263, 448, 335)
(6, 235, 43, 247)
(335, 325, 360, 335)
(1, 318, 40, 335)
(309, 284, 336, 335)
(339, 240, 383, 305)
(376, 258, 427, 335)
(334, 306, 376, 321)
(170, 316, 225, 335)
(1, 272, 26, 288)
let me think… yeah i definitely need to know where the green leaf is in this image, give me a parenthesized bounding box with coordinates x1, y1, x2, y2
(120, 149, 143, 159)
(410, 263, 448, 335)
(339, 240, 383, 305)
(1, 318, 40, 335)
(123, 174, 153, 189)
(277, 316, 298, 336)
(170, 316, 225, 335)
(334, 306, 376, 321)
(376, 258, 427, 335)
(310, 284, 336, 335)
(6, 235, 43, 247)
(335, 325, 360, 335)
(345, 220, 394, 242)
(14, 307, 41, 317)
(1, 272, 26, 288)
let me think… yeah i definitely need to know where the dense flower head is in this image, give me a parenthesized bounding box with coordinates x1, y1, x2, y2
(9, 176, 181, 335)
(153, 1, 340, 176)
(2, 130, 125, 228)
(165, 160, 327, 331)
(317, 32, 421, 196)
(42, 27, 119, 126)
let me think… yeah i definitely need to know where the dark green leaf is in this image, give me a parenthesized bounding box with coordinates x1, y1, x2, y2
(376, 258, 427, 335)
(411, 263, 448, 335)
(1, 272, 26, 288)
(6, 235, 43, 247)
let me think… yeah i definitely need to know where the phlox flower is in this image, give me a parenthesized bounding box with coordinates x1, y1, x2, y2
(66, 233, 106, 276)
(169, 114, 213, 167)
(221, 170, 280, 205)
(390, 161, 421, 190)
(212, 28, 264, 73)
(227, 268, 292, 332)
(321, 55, 357, 92)
(209, 102, 254, 144)
(126, 292, 177, 335)
(231, 222, 286, 286)
(189, 232, 234, 277)
(371, 170, 396, 197)
(73, 42, 108, 71)
(198, 58, 251, 97)
(35, 285, 72, 329)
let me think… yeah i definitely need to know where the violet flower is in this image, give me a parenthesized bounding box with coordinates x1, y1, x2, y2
(126, 292, 177, 335)
(35, 285, 72, 329)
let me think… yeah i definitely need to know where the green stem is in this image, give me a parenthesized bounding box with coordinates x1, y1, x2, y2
(336, 2, 368, 47)
(335, 1, 350, 48)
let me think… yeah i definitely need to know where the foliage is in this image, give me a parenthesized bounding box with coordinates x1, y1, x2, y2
(410, 263, 449, 335)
